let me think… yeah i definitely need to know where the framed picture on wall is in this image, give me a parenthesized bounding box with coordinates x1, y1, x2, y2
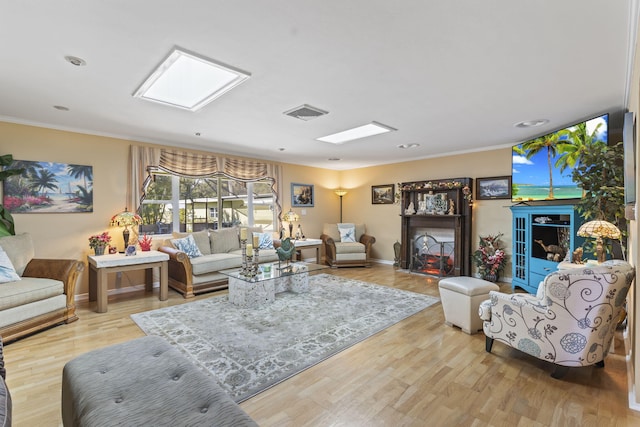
(291, 183, 314, 207)
(2, 159, 94, 213)
(372, 184, 394, 204)
(476, 176, 511, 200)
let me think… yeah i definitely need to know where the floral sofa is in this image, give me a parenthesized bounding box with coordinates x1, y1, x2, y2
(479, 259, 635, 378)
(0, 233, 83, 342)
(158, 227, 279, 298)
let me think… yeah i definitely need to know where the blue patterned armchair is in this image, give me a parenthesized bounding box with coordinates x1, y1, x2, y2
(479, 260, 635, 378)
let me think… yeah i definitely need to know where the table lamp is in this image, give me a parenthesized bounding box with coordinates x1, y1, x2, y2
(577, 220, 621, 263)
(110, 207, 143, 251)
(283, 209, 299, 238)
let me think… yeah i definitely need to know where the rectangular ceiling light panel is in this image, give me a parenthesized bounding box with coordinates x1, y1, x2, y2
(133, 47, 250, 111)
(317, 122, 396, 144)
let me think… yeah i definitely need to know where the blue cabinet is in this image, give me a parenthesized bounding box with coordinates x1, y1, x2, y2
(510, 205, 583, 294)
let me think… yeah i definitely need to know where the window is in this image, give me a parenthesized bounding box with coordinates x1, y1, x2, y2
(140, 174, 276, 234)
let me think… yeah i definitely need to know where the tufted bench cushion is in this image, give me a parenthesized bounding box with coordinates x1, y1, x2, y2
(62, 335, 257, 427)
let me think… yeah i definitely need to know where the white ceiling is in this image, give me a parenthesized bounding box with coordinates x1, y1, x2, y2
(0, 1, 635, 170)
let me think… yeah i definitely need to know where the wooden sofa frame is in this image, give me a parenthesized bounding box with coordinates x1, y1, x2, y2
(1, 258, 83, 342)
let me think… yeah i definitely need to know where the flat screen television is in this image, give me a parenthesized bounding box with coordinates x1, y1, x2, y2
(511, 113, 608, 203)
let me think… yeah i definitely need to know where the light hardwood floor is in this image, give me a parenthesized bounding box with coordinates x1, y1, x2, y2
(5, 264, 640, 426)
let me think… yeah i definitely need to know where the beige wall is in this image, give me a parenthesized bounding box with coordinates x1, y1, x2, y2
(338, 148, 514, 274)
(0, 121, 527, 298)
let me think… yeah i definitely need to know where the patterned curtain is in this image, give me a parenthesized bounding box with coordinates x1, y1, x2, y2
(130, 145, 282, 220)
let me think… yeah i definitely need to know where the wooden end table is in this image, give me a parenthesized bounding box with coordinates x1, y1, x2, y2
(87, 250, 169, 313)
(292, 238, 323, 262)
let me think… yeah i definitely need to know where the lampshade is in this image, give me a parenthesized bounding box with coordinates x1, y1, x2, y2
(110, 208, 142, 250)
(334, 189, 348, 197)
(283, 209, 299, 223)
(577, 220, 621, 240)
(283, 209, 299, 239)
(577, 220, 621, 263)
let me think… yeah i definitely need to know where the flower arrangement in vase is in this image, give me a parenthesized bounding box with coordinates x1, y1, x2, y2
(89, 232, 112, 255)
(472, 232, 507, 282)
(138, 234, 153, 251)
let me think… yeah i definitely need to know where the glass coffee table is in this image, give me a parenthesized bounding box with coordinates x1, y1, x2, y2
(220, 262, 327, 308)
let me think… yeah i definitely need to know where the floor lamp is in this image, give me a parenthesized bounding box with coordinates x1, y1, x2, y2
(334, 189, 348, 223)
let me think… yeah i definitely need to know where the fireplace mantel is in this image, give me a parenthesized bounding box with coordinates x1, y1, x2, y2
(399, 178, 473, 277)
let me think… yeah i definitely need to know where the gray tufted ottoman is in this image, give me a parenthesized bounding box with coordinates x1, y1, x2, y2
(62, 335, 258, 427)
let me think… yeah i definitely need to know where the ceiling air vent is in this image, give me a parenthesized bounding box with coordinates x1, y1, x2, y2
(284, 104, 329, 121)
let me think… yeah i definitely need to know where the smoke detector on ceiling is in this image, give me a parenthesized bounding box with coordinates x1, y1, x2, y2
(284, 104, 329, 121)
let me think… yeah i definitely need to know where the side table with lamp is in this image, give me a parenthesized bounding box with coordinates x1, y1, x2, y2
(110, 207, 143, 252)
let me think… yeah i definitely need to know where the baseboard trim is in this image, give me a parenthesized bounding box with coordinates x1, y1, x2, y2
(75, 282, 160, 303)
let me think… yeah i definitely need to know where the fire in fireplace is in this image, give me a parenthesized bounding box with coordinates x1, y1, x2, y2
(411, 228, 455, 277)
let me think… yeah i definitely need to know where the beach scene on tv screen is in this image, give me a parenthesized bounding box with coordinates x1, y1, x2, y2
(512, 115, 608, 201)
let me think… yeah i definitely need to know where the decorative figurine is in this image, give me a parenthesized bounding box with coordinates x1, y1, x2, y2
(535, 239, 566, 262)
(405, 202, 416, 215)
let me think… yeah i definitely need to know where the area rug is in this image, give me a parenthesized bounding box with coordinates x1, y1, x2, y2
(131, 273, 439, 402)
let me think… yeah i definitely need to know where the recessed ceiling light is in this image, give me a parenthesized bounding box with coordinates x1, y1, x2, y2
(398, 143, 420, 149)
(64, 56, 86, 66)
(53, 105, 70, 111)
(317, 122, 396, 144)
(514, 119, 549, 128)
(133, 47, 251, 112)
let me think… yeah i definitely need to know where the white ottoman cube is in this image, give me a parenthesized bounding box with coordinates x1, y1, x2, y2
(438, 276, 499, 334)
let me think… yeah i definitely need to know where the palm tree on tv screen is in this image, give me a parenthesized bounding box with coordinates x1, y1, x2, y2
(514, 131, 561, 199)
(555, 121, 605, 171)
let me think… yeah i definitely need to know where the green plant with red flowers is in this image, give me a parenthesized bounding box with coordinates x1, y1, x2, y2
(88, 232, 112, 249)
(472, 232, 507, 281)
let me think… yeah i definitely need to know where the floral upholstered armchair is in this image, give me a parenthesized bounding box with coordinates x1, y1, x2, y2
(479, 260, 635, 378)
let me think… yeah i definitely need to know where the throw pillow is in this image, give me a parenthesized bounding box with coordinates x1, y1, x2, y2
(0, 233, 34, 276)
(210, 227, 240, 253)
(337, 223, 356, 243)
(0, 246, 21, 284)
(253, 232, 274, 249)
(171, 235, 203, 258)
(172, 229, 211, 255)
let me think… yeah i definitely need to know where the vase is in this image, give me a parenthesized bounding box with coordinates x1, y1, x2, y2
(483, 273, 498, 282)
(94, 246, 106, 256)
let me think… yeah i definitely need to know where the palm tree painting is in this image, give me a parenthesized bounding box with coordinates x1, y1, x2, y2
(512, 115, 608, 201)
(2, 160, 93, 213)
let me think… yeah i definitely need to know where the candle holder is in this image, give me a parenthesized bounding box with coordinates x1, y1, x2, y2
(252, 247, 260, 276)
(240, 238, 249, 276)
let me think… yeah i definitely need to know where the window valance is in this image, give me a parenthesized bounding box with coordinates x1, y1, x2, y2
(128, 145, 282, 219)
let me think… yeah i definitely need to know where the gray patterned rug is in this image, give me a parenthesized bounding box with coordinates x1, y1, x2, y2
(131, 273, 439, 402)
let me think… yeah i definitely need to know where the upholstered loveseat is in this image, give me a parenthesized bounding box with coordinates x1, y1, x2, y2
(158, 227, 279, 298)
(479, 259, 635, 378)
(0, 233, 83, 342)
(320, 223, 375, 268)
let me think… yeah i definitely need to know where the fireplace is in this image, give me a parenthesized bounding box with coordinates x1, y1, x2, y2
(399, 178, 473, 277)
(410, 228, 456, 277)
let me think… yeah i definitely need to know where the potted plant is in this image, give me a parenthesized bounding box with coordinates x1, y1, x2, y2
(89, 232, 112, 255)
(571, 141, 625, 258)
(0, 154, 25, 237)
(472, 233, 507, 282)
